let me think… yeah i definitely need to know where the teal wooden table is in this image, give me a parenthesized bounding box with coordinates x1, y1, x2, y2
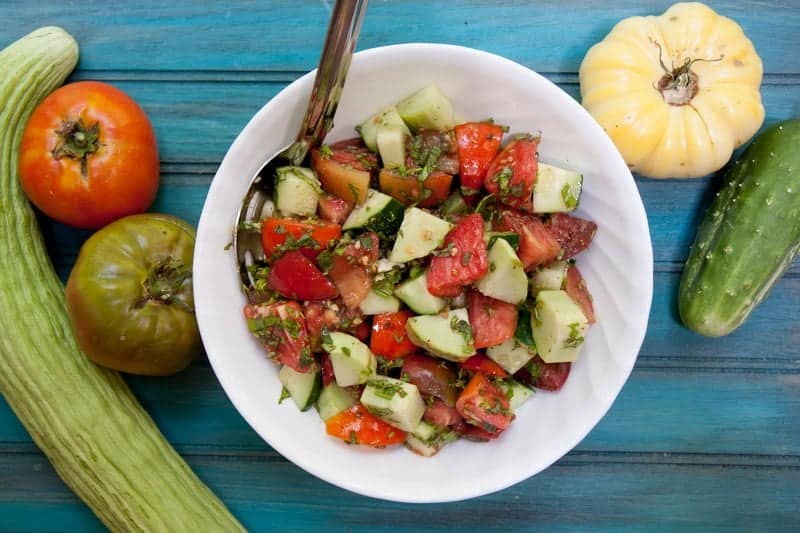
(2, 1, 798, 530)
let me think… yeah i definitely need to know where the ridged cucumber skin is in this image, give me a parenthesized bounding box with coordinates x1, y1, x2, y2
(679, 120, 800, 337)
(0, 28, 243, 530)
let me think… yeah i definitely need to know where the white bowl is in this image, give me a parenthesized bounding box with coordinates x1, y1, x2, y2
(195, 43, 653, 503)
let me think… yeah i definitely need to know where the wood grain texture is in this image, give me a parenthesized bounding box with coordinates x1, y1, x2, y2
(1, 0, 798, 530)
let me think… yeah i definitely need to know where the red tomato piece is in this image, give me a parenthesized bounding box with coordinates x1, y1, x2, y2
(320, 353, 336, 387)
(423, 398, 463, 428)
(460, 353, 510, 378)
(454, 122, 505, 194)
(455, 372, 514, 435)
(454, 421, 501, 441)
(325, 404, 406, 447)
(401, 353, 459, 406)
(261, 218, 341, 260)
(311, 138, 377, 204)
(304, 301, 368, 351)
(564, 264, 596, 323)
(328, 232, 380, 309)
(484, 137, 538, 211)
(427, 214, 489, 297)
(268, 251, 338, 301)
(243, 301, 315, 372)
(370, 311, 417, 359)
(495, 208, 562, 270)
(317, 193, 353, 225)
(514, 356, 571, 391)
(378, 168, 453, 208)
(545, 213, 597, 260)
(466, 290, 518, 349)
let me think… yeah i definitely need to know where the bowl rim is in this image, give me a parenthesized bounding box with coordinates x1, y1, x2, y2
(195, 41, 654, 503)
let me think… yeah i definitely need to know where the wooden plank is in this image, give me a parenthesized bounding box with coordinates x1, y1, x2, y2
(0, 451, 797, 531)
(2, 0, 797, 74)
(2, 364, 798, 456)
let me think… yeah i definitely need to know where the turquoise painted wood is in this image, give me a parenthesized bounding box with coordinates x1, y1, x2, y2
(1, 1, 798, 531)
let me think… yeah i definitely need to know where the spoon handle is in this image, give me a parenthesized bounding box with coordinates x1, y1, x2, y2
(285, 0, 369, 165)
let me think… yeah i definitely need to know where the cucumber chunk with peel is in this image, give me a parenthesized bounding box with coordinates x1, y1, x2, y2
(360, 376, 426, 432)
(406, 309, 475, 362)
(532, 290, 589, 363)
(357, 105, 410, 152)
(324, 332, 376, 387)
(396, 85, 457, 131)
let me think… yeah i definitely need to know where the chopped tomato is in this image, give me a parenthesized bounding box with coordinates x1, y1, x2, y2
(261, 217, 341, 260)
(320, 352, 335, 387)
(311, 138, 377, 204)
(401, 353, 459, 406)
(328, 232, 380, 309)
(317, 193, 353, 225)
(454, 421, 501, 441)
(514, 356, 571, 391)
(354, 319, 371, 341)
(243, 301, 315, 372)
(423, 398, 463, 428)
(460, 353, 509, 378)
(545, 213, 597, 260)
(454, 122, 505, 194)
(564, 264, 596, 323)
(484, 136, 538, 211)
(466, 290, 518, 349)
(370, 311, 417, 359)
(495, 208, 561, 270)
(325, 404, 406, 447)
(268, 251, 338, 301)
(427, 213, 489, 297)
(378, 168, 453, 207)
(456, 372, 514, 435)
(304, 301, 368, 351)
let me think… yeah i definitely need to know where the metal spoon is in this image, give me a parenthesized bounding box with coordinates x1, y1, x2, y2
(235, 0, 369, 288)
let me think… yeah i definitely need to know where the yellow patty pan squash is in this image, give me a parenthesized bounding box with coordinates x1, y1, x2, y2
(579, 2, 764, 179)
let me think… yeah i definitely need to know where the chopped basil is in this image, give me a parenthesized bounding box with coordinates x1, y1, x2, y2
(278, 386, 291, 404)
(449, 315, 474, 349)
(369, 378, 407, 400)
(319, 144, 333, 159)
(563, 322, 585, 348)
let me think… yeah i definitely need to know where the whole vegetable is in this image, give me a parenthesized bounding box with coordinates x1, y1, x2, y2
(0, 27, 243, 530)
(66, 213, 201, 375)
(679, 120, 800, 336)
(19, 80, 159, 229)
(579, 2, 764, 179)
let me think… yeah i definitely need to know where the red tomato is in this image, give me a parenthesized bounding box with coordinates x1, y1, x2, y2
(401, 353, 459, 406)
(545, 213, 597, 260)
(370, 311, 417, 359)
(19, 81, 158, 229)
(564, 264, 596, 323)
(495, 209, 561, 270)
(311, 138, 377, 204)
(268, 251, 338, 300)
(427, 214, 489, 297)
(243, 301, 314, 372)
(460, 353, 510, 378)
(378, 168, 453, 207)
(454, 122, 505, 193)
(320, 353, 335, 387)
(514, 356, 571, 391)
(325, 404, 406, 447)
(456, 372, 514, 435)
(261, 218, 341, 260)
(466, 290, 518, 349)
(304, 301, 368, 351)
(454, 421, 501, 441)
(423, 399, 463, 428)
(328, 232, 380, 309)
(317, 193, 353, 225)
(484, 137, 538, 211)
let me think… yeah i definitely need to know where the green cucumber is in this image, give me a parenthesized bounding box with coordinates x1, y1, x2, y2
(274, 166, 321, 217)
(679, 120, 800, 337)
(278, 365, 321, 411)
(316, 382, 356, 421)
(357, 105, 410, 152)
(486, 231, 520, 250)
(396, 85, 456, 131)
(342, 188, 404, 237)
(0, 28, 243, 530)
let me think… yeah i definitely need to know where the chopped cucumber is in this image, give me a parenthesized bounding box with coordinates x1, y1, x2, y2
(406, 308, 475, 362)
(405, 421, 457, 457)
(532, 290, 589, 363)
(389, 207, 452, 263)
(405, 434, 442, 457)
(376, 124, 408, 168)
(486, 231, 520, 250)
(324, 332, 377, 387)
(396, 84, 456, 131)
(441, 190, 469, 217)
(274, 166, 321, 217)
(278, 365, 322, 412)
(497, 379, 535, 411)
(360, 376, 426, 432)
(530, 260, 569, 295)
(359, 288, 401, 315)
(486, 337, 536, 374)
(357, 105, 410, 152)
(476, 239, 528, 304)
(533, 163, 583, 213)
(315, 382, 356, 421)
(394, 270, 447, 314)
(342, 188, 404, 236)
(411, 420, 440, 441)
